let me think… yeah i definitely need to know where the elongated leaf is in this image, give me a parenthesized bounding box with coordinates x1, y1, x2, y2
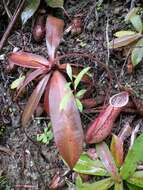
(15, 68, 47, 99)
(66, 63, 72, 81)
(8, 51, 50, 68)
(11, 75, 25, 89)
(110, 134, 124, 168)
(46, 15, 64, 61)
(109, 33, 142, 49)
(59, 63, 91, 84)
(21, 0, 40, 25)
(45, 0, 64, 8)
(75, 98, 83, 112)
(131, 38, 143, 66)
(76, 177, 114, 190)
(130, 15, 142, 33)
(114, 182, 124, 190)
(76, 89, 87, 98)
(48, 71, 84, 169)
(44, 82, 51, 114)
(22, 74, 51, 127)
(60, 92, 72, 111)
(74, 67, 90, 90)
(127, 171, 143, 188)
(120, 133, 143, 179)
(96, 142, 121, 182)
(114, 31, 136, 38)
(73, 153, 109, 176)
(127, 183, 143, 190)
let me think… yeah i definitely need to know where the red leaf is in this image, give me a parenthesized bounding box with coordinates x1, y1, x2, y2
(110, 134, 124, 167)
(48, 71, 84, 169)
(8, 51, 50, 69)
(44, 82, 50, 114)
(96, 142, 121, 182)
(86, 92, 129, 143)
(15, 68, 47, 99)
(46, 15, 64, 61)
(22, 74, 51, 127)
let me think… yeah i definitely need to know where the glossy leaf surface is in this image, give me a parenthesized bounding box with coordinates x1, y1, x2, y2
(127, 171, 143, 188)
(73, 153, 109, 176)
(110, 134, 123, 168)
(120, 133, 143, 179)
(48, 71, 84, 169)
(96, 142, 120, 182)
(46, 16, 64, 61)
(76, 176, 114, 190)
(109, 33, 142, 49)
(22, 74, 51, 127)
(131, 38, 143, 66)
(8, 51, 50, 68)
(21, 0, 40, 25)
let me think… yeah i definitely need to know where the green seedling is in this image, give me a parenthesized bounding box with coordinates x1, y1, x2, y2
(109, 7, 143, 66)
(37, 122, 53, 144)
(74, 133, 143, 190)
(60, 64, 91, 112)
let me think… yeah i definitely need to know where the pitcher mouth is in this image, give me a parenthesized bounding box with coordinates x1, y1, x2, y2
(109, 91, 129, 108)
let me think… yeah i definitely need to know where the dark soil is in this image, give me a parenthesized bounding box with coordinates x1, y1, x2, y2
(0, 0, 143, 189)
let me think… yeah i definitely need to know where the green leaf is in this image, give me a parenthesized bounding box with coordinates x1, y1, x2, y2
(114, 31, 136, 38)
(59, 92, 72, 111)
(21, 0, 40, 25)
(125, 8, 139, 21)
(114, 182, 124, 190)
(127, 171, 143, 188)
(66, 64, 73, 81)
(96, 142, 120, 182)
(120, 133, 143, 180)
(10, 75, 25, 89)
(76, 89, 87, 98)
(76, 175, 83, 187)
(76, 177, 114, 190)
(130, 15, 142, 33)
(75, 98, 83, 112)
(131, 38, 143, 66)
(127, 183, 143, 190)
(74, 67, 90, 90)
(45, 0, 64, 8)
(64, 82, 72, 89)
(73, 153, 109, 176)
